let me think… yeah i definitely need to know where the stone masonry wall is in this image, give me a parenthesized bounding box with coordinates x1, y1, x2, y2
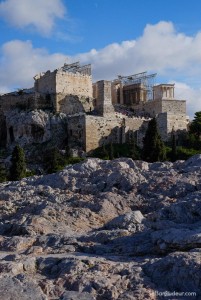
(96, 80, 114, 116)
(0, 93, 36, 111)
(156, 113, 168, 141)
(166, 113, 187, 133)
(162, 100, 186, 115)
(157, 112, 188, 141)
(56, 71, 92, 98)
(85, 115, 123, 152)
(34, 71, 56, 94)
(85, 115, 149, 152)
(137, 99, 186, 118)
(137, 100, 162, 117)
(55, 71, 93, 113)
(125, 117, 149, 145)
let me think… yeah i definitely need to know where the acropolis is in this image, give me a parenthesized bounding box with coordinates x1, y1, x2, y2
(0, 62, 188, 153)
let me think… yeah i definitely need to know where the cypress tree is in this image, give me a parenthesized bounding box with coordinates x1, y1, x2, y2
(9, 145, 26, 180)
(0, 163, 7, 183)
(142, 118, 166, 162)
(130, 135, 140, 160)
(171, 130, 177, 161)
(65, 145, 71, 158)
(109, 142, 114, 160)
(189, 111, 201, 139)
(45, 147, 61, 173)
(102, 143, 109, 159)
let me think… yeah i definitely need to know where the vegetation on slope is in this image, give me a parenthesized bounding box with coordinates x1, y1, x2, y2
(9, 145, 26, 181)
(1, 111, 201, 182)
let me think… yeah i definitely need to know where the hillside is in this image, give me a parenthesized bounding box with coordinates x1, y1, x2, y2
(0, 156, 200, 299)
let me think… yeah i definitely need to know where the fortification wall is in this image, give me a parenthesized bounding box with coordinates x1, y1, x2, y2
(156, 113, 168, 140)
(137, 99, 186, 117)
(0, 93, 36, 111)
(56, 71, 92, 98)
(85, 115, 123, 152)
(157, 112, 188, 140)
(85, 115, 149, 152)
(161, 100, 186, 115)
(34, 71, 56, 94)
(166, 113, 188, 136)
(34, 93, 54, 110)
(125, 117, 149, 145)
(138, 100, 162, 117)
(55, 71, 93, 113)
(125, 117, 147, 131)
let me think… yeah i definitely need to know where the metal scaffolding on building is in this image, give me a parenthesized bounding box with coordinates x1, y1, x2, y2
(117, 71, 157, 100)
(61, 62, 91, 76)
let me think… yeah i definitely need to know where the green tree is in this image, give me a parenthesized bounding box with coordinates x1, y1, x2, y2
(142, 118, 166, 162)
(129, 136, 140, 160)
(109, 142, 114, 160)
(189, 111, 201, 139)
(171, 130, 177, 161)
(45, 147, 62, 174)
(0, 163, 7, 183)
(9, 145, 26, 180)
(102, 143, 109, 160)
(65, 145, 71, 158)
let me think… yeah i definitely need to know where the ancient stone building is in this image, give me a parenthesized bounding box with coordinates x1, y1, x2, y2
(109, 74, 188, 143)
(34, 62, 93, 114)
(0, 62, 189, 153)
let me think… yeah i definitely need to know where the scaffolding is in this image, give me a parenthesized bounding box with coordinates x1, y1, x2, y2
(61, 62, 91, 76)
(117, 71, 157, 100)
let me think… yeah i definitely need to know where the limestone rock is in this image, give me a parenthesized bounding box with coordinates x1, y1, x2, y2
(144, 251, 201, 294)
(105, 211, 145, 232)
(0, 156, 201, 299)
(5, 109, 67, 147)
(0, 276, 47, 300)
(61, 291, 95, 300)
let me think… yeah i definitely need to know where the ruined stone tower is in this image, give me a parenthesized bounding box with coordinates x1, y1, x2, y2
(34, 62, 93, 114)
(93, 80, 114, 116)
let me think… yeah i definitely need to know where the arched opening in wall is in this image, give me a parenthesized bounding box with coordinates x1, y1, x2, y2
(9, 126, 14, 143)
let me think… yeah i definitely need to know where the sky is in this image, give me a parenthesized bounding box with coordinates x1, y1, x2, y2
(1, 0, 201, 118)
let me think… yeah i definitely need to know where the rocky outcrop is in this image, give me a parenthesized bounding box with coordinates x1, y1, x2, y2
(5, 109, 68, 146)
(0, 155, 201, 299)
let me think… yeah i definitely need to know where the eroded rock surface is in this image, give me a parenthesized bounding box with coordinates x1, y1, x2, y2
(0, 156, 201, 299)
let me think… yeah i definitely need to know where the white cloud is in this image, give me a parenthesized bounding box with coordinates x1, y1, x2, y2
(0, 85, 10, 94)
(0, 40, 66, 89)
(174, 82, 201, 119)
(75, 21, 201, 80)
(0, 0, 66, 35)
(1, 21, 201, 117)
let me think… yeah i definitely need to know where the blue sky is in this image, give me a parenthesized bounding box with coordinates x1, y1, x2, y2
(1, 0, 201, 117)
